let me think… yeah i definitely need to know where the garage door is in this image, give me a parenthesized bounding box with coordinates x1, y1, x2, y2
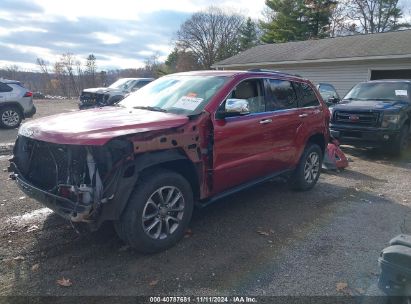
(370, 69, 411, 80)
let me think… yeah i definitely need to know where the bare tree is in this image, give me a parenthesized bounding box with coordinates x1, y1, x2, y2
(60, 53, 80, 96)
(85, 54, 97, 87)
(53, 61, 68, 97)
(143, 54, 167, 77)
(347, 0, 407, 33)
(36, 57, 51, 94)
(76, 60, 84, 93)
(176, 7, 245, 69)
(3, 65, 19, 80)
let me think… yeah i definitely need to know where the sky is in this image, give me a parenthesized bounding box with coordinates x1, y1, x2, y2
(0, 0, 266, 71)
(0, 0, 409, 72)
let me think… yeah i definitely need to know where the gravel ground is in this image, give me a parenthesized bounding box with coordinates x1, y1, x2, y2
(0, 99, 78, 143)
(0, 146, 410, 298)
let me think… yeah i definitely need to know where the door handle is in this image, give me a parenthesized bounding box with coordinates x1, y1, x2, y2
(299, 113, 309, 118)
(259, 119, 272, 124)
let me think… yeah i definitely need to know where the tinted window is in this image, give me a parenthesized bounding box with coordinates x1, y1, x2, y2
(267, 79, 297, 111)
(228, 79, 265, 114)
(0, 83, 12, 93)
(134, 80, 151, 89)
(295, 82, 320, 107)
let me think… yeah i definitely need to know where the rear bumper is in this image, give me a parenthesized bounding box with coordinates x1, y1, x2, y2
(8, 162, 90, 220)
(24, 105, 36, 118)
(330, 125, 400, 148)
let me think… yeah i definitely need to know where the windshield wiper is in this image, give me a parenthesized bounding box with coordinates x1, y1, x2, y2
(133, 106, 167, 113)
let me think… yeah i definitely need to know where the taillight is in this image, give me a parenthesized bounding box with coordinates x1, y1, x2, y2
(23, 91, 33, 97)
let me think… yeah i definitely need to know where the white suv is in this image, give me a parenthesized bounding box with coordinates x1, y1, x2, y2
(0, 79, 36, 129)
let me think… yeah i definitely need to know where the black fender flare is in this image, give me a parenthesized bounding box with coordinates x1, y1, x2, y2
(96, 149, 190, 226)
(133, 149, 188, 172)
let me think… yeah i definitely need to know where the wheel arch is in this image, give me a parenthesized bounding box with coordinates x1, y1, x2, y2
(97, 149, 200, 226)
(306, 133, 326, 155)
(0, 102, 24, 116)
(135, 150, 200, 202)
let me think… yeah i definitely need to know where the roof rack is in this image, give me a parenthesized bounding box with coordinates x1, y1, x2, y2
(247, 69, 302, 78)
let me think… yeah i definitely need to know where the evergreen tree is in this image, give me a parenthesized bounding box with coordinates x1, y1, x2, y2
(260, 0, 336, 43)
(260, 0, 307, 43)
(239, 18, 259, 51)
(305, 0, 338, 38)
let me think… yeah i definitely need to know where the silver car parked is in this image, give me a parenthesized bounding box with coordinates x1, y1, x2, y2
(0, 79, 36, 129)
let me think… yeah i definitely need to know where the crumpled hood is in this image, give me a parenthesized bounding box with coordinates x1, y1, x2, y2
(18, 107, 189, 146)
(334, 99, 408, 111)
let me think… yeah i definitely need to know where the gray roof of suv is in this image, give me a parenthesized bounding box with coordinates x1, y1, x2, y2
(0, 79, 20, 84)
(213, 30, 411, 67)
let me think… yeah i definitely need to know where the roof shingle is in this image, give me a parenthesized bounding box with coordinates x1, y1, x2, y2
(214, 30, 411, 67)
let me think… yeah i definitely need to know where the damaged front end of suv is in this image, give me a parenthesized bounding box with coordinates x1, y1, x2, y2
(9, 136, 136, 228)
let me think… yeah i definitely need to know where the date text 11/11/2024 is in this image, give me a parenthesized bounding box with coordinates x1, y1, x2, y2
(149, 296, 258, 303)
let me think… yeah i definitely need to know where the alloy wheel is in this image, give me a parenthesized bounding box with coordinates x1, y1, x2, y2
(304, 151, 320, 184)
(141, 186, 185, 240)
(1, 110, 20, 127)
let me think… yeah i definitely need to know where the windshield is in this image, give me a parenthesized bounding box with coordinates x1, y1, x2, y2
(344, 82, 410, 102)
(119, 75, 229, 115)
(109, 79, 135, 90)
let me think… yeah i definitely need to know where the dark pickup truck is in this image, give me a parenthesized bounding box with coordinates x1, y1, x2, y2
(330, 80, 411, 155)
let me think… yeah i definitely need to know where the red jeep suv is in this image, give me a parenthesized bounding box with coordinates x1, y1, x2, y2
(9, 70, 330, 252)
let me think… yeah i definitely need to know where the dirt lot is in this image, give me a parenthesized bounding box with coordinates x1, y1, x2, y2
(0, 101, 410, 298)
(0, 149, 410, 297)
(0, 99, 78, 143)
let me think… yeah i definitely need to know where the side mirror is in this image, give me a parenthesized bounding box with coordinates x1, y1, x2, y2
(328, 97, 340, 104)
(225, 98, 250, 117)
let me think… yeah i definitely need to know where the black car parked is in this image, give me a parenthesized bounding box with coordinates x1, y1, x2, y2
(330, 80, 411, 155)
(79, 78, 153, 109)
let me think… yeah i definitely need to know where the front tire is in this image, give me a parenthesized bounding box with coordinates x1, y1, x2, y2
(0, 106, 22, 129)
(115, 169, 193, 253)
(291, 143, 323, 191)
(390, 124, 409, 156)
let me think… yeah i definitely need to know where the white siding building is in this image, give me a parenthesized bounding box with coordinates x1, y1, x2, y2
(212, 30, 411, 97)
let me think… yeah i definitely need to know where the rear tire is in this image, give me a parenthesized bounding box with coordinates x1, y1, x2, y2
(291, 143, 323, 191)
(115, 169, 193, 253)
(0, 106, 22, 129)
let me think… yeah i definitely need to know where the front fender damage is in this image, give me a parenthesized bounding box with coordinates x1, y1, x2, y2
(9, 112, 214, 229)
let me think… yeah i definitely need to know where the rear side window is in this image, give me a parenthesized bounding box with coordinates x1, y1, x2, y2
(266, 79, 297, 111)
(134, 80, 151, 89)
(0, 83, 13, 93)
(295, 82, 320, 107)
